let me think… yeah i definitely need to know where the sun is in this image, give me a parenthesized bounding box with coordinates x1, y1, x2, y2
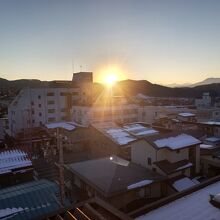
(104, 73, 118, 86)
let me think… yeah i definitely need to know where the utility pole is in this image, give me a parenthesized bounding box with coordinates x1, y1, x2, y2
(56, 127, 65, 206)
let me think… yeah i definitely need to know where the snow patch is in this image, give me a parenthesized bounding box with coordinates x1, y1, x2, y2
(154, 134, 201, 150)
(127, 180, 153, 190)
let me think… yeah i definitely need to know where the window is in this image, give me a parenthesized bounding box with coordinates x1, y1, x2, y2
(31, 101, 34, 106)
(72, 92, 79, 96)
(147, 157, 152, 165)
(177, 149, 180, 154)
(31, 110, 35, 115)
(48, 117, 55, 122)
(47, 92, 54, 96)
(60, 92, 68, 96)
(38, 95, 41, 99)
(152, 168, 157, 172)
(47, 100, 55, 105)
(48, 109, 55, 113)
(32, 119, 35, 123)
(38, 104, 41, 108)
(39, 112, 42, 117)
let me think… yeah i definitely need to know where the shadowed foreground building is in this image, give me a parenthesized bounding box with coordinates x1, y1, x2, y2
(65, 156, 165, 210)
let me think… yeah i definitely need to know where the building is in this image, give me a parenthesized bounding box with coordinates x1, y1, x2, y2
(0, 117, 8, 142)
(65, 156, 164, 210)
(198, 121, 220, 137)
(72, 103, 139, 126)
(177, 112, 197, 122)
(196, 107, 220, 121)
(0, 149, 33, 187)
(8, 87, 81, 136)
(195, 92, 212, 107)
(8, 72, 94, 137)
(89, 122, 158, 160)
(0, 179, 70, 220)
(45, 121, 89, 153)
(131, 131, 201, 177)
(72, 71, 93, 104)
(138, 106, 196, 124)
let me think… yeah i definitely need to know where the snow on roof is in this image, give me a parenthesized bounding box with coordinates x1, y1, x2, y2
(0, 207, 25, 218)
(123, 124, 159, 137)
(172, 177, 197, 192)
(178, 112, 195, 117)
(45, 122, 76, 131)
(200, 144, 215, 149)
(106, 128, 137, 145)
(176, 162, 193, 171)
(205, 137, 220, 143)
(154, 134, 201, 150)
(136, 180, 220, 220)
(127, 180, 153, 190)
(0, 150, 32, 174)
(201, 121, 220, 126)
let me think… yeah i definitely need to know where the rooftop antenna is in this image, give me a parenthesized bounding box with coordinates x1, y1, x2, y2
(72, 59, 75, 74)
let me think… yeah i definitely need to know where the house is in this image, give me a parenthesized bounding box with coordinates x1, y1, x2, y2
(45, 121, 89, 153)
(0, 149, 33, 187)
(0, 179, 70, 220)
(65, 156, 165, 210)
(198, 121, 220, 137)
(177, 112, 197, 122)
(131, 131, 201, 177)
(89, 122, 157, 160)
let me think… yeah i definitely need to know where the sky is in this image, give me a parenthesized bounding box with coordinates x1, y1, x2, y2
(0, 0, 220, 84)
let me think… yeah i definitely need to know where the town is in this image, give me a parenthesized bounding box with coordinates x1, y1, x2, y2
(1, 71, 220, 219)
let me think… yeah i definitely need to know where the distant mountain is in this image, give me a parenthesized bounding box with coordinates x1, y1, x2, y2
(1, 77, 220, 98)
(115, 79, 220, 98)
(190, 78, 220, 87)
(166, 83, 192, 88)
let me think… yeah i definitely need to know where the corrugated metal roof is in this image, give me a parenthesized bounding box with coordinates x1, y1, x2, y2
(0, 179, 70, 220)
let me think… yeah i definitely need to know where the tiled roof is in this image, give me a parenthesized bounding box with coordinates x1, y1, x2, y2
(0, 149, 32, 175)
(154, 159, 193, 175)
(0, 179, 70, 220)
(66, 156, 164, 197)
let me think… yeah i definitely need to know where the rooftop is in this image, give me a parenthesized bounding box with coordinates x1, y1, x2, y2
(0, 179, 70, 220)
(45, 121, 84, 131)
(178, 112, 195, 117)
(65, 156, 164, 197)
(136, 179, 220, 220)
(172, 177, 198, 192)
(146, 132, 201, 150)
(123, 123, 159, 137)
(92, 122, 137, 146)
(0, 149, 32, 175)
(154, 159, 193, 175)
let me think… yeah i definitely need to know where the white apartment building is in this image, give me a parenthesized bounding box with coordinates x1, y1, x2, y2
(8, 87, 82, 136)
(138, 106, 196, 124)
(72, 104, 139, 126)
(195, 92, 212, 107)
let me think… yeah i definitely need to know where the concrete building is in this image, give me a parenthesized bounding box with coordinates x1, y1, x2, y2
(72, 103, 139, 126)
(195, 92, 212, 107)
(0, 117, 8, 142)
(8, 72, 93, 137)
(138, 106, 196, 124)
(8, 87, 78, 136)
